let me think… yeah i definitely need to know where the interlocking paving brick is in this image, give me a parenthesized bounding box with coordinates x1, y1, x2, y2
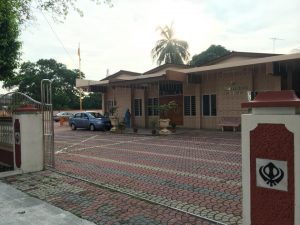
(3, 171, 216, 225)
(4, 129, 242, 225)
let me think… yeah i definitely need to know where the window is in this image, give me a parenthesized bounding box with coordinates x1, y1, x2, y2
(147, 98, 158, 116)
(82, 113, 89, 119)
(184, 96, 196, 116)
(159, 81, 182, 96)
(134, 99, 142, 116)
(202, 94, 216, 116)
(74, 113, 81, 118)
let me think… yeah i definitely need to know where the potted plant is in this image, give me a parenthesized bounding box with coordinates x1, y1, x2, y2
(117, 121, 126, 133)
(150, 118, 158, 135)
(109, 106, 119, 132)
(170, 121, 176, 133)
(157, 101, 177, 135)
(133, 126, 138, 133)
(109, 106, 118, 117)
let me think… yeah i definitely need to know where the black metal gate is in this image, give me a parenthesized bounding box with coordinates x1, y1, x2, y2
(0, 115, 13, 172)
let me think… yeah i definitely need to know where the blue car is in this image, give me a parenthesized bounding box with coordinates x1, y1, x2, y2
(69, 112, 112, 131)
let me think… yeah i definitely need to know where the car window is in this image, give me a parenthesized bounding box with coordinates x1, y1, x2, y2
(82, 113, 89, 119)
(89, 112, 103, 118)
(74, 113, 81, 118)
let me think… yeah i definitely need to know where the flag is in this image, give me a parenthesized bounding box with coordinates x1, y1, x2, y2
(77, 43, 81, 60)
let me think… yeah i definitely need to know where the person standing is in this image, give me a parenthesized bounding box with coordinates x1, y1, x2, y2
(124, 109, 131, 128)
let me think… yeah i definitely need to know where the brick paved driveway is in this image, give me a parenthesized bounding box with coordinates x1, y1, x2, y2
(54, 127, 242, 224)
(4, 126, 242, 225)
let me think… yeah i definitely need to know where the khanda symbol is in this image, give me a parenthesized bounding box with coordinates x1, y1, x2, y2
(259, 162, 284, 187)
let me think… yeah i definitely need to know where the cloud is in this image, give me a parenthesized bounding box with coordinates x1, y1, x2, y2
(17, 0, 300, 84)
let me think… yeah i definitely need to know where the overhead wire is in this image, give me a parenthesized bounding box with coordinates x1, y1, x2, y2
(36, 4, 77, 67)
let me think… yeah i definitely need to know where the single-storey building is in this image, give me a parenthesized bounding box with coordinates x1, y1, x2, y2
(77, 51, 300, 130)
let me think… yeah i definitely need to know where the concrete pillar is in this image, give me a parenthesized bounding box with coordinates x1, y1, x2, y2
(13, 105, 43, 173)
(241, 90, 300, 225)
(102, 93, 106, 114)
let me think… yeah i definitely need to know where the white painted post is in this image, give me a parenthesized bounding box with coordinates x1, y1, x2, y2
(13, 105, 43, 173)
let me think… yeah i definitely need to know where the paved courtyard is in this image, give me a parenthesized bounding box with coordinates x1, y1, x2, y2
(4, 126, 242, 225)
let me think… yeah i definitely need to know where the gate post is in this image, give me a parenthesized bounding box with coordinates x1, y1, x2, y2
(13, 104, 43, 173)
(241, 91, 300, 225)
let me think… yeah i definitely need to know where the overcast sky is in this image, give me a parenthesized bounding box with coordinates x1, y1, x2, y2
(3, 0, 299, 93)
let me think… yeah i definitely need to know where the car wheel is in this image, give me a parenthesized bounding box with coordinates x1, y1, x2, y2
(89, 124, 95, 131)
(71, 124, 76, 130)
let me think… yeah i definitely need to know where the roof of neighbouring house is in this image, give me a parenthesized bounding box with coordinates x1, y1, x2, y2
(181, 52, 300, 74)
(76, 52, 300, 90)
(143, 63, 192, 75)
(199, 51, 281, 66)
(101, 70, 141, 81)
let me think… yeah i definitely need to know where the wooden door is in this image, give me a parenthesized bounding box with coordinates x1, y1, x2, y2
(159, 95, 183, 125)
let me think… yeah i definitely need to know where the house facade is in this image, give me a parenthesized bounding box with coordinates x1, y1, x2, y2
(77, 52, 300, 130)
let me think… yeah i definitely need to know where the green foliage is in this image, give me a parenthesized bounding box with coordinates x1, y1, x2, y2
(12, 0, 113, 24)
(150, 118, 158, 129)
(109, 106, 118, 116)
(152, 24, 190, 65)
(0, 0, 112, 82)
(3, 59, 83, 109)
(170, 121, 176, 129)
(83, 92, 102, 109)
(0, 1, 21, 81)
(117, 121, 126, 133)
(190, 45, 230, 66)
(157, 101, 177, 117)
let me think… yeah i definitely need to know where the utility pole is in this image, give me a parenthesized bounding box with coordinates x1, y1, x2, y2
(270, 37, 283, 53)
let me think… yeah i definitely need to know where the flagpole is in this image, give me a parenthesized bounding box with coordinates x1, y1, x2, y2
(78, 43, 83, 111)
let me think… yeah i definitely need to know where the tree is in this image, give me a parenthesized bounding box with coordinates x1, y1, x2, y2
(0, 0, 112, 82)
(0, 1, 21, 81)
(83, 92, 102, 109)
(152, 24, 190, 65)
(190, 45, 230, 66)
(12, 0, 113, 24)
(3, 59, 83, 109)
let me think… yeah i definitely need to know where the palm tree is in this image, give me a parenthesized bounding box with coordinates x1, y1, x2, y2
(151, 25, 190, 65)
